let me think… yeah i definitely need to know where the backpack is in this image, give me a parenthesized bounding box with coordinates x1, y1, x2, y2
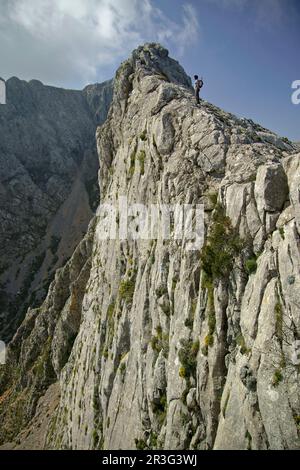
(195, 79, 203, 90)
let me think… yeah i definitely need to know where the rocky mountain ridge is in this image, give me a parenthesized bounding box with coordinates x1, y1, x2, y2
(0, 77, 113, 340)
(0, 43, 299, 450)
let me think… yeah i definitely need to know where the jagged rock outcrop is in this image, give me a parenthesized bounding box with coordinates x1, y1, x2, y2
(0, 78, 113, 341)
(0, 43, 299, 450)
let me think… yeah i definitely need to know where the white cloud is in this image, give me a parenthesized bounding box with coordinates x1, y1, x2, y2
(0, 0, 200, 88)
(177, 4, 200, 55)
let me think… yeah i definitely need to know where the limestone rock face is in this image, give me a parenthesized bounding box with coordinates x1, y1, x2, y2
(0, 77, 113, 341)
(255, 163, 288, 216)
(0, 44, 299, 450)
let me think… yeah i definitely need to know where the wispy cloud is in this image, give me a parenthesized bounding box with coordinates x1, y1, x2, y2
(177, 4, 201, 55)
(0, 0, 200, 88)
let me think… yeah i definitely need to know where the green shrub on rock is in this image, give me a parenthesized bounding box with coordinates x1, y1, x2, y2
(200, 204, 243, 282)
(245, 257, 257, 275)
(178, 338, 199, 378)
(119, 279, 135, 304)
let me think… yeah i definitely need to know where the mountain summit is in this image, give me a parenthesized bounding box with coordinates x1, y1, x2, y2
(0, 44, 299, 450)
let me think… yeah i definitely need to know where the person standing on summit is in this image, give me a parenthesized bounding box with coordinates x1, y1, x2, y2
(194, 75, 203, 105)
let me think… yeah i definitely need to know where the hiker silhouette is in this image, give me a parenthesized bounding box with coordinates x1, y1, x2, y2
(194, 75, 203, 105)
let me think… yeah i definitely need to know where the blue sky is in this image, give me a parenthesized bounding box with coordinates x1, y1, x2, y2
(0, 0, 299, 140)
(162, 0, 300, 141)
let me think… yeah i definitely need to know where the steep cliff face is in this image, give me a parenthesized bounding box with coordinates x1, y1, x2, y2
(0, 78, 113, 341)
(0, 44, 299, 450)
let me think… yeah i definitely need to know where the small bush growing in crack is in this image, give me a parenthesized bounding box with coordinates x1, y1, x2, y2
(155, 285, 168, 298)
(200, 204, 243, 281)
(135, 438, 147, 450)
(272, 368, 283, 387)
(245, 256, 257, 275)
(140, 129, 147, 141)
(138, 150, 146, 175)
(128, 150, 136, 177)
(279, 227, 285, 240)
(245, 430, 252, 450)
(208, 192, 218, 208)
(293, 415, 300, 430)
(204, 334, 214, 347)
(236, 332, 251, 355)
(119, 278, 135, 304)
(150, 325, 169, 358)
(178, 338, 199, 378)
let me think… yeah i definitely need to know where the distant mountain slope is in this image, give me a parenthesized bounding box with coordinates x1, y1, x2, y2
(0, 77, 113, 341)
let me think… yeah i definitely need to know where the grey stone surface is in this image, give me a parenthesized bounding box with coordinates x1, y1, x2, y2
(0, 43, 299, 451)
(255, 163, 289, 218)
